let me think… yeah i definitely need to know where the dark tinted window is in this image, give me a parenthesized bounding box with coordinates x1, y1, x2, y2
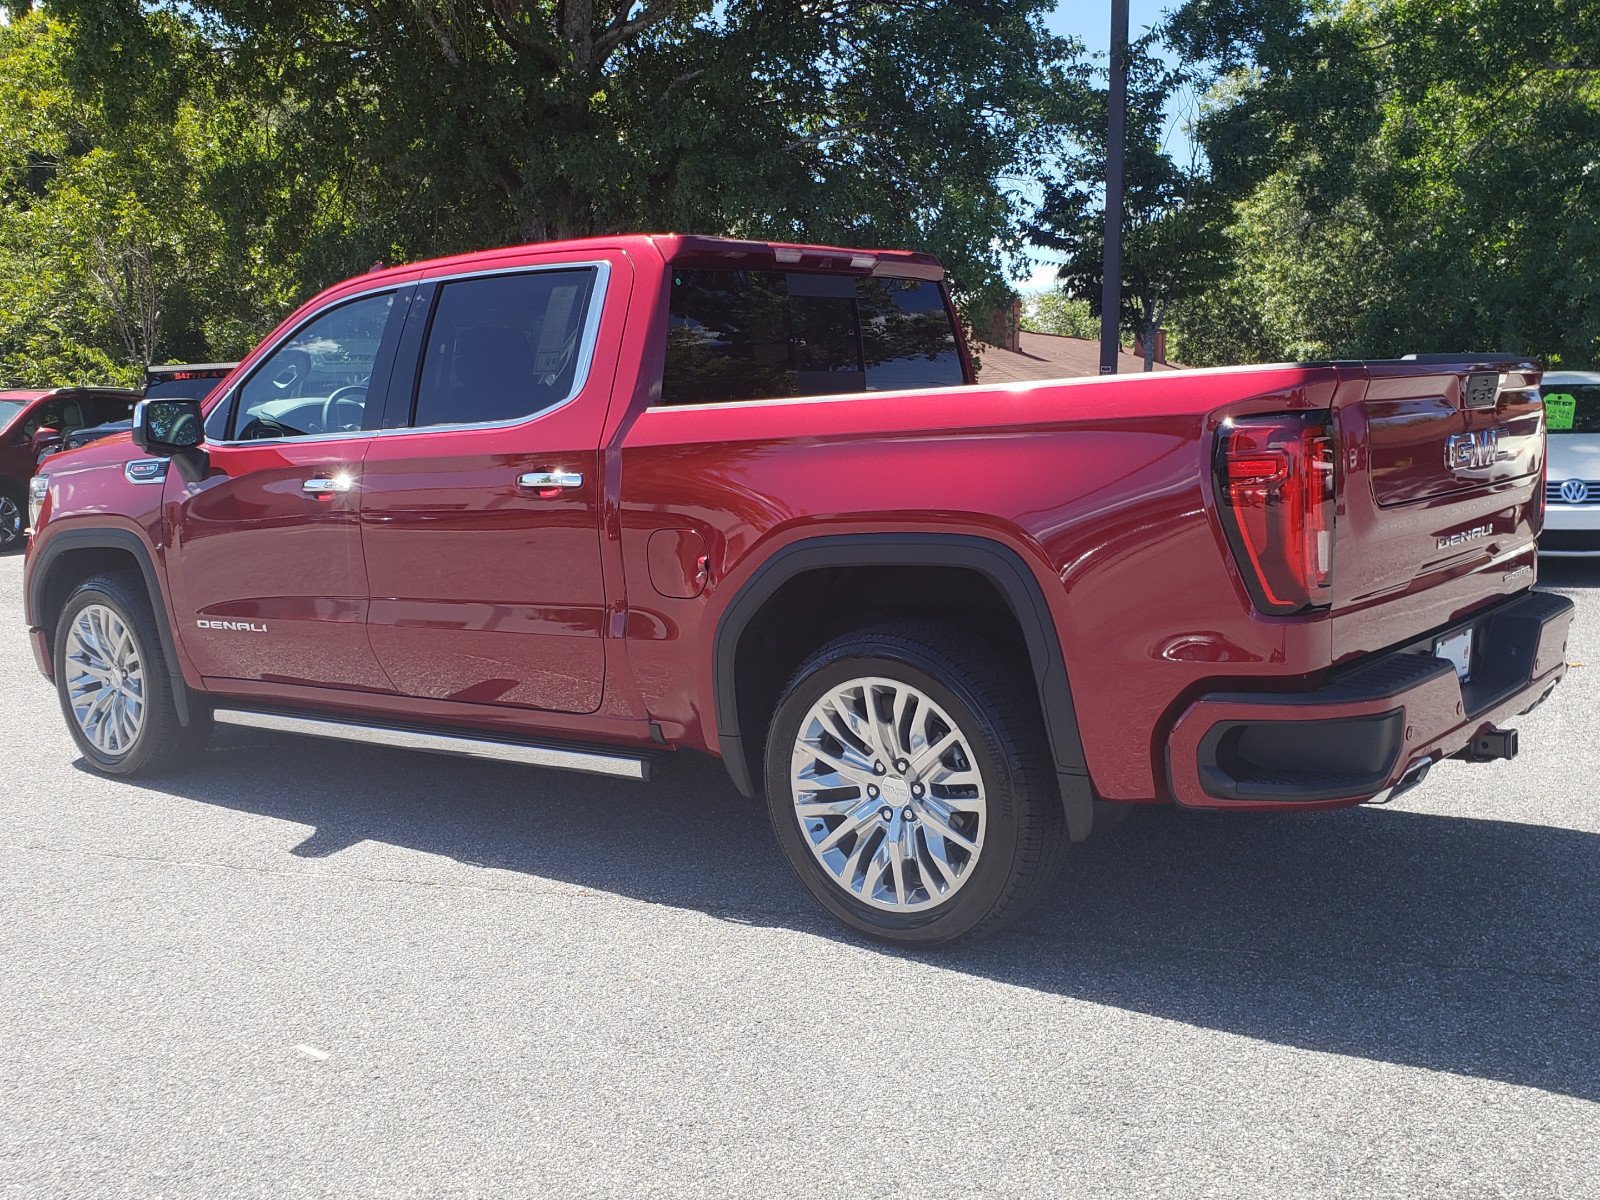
(1543, 384, 1600, 434)
(78, 395, 137, 427)
(661, 270, 963, 405)
(411, 269, 598, 428)
(20, 403, 60, 437)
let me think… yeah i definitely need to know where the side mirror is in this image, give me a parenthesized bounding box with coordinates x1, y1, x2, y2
(131, 399, 204, 455)
(31, 426, 62, 463)
(131, 398, 207, 482)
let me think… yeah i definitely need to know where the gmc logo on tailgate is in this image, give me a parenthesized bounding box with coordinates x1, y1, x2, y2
(1445, 429, 1501, 472)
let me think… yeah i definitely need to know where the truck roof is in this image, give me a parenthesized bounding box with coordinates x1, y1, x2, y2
(357, 233, 948, 288)
(0, 386, 140, 403)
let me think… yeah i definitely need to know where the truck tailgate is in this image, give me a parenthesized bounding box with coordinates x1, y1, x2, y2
(1329, 359, 1545, 663)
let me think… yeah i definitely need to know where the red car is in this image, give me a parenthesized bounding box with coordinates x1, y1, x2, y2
(0, 386, 141, 551)
(21, 235, 1573, 944)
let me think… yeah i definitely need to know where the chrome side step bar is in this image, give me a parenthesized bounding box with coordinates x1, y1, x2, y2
(212, 708, 653, 781)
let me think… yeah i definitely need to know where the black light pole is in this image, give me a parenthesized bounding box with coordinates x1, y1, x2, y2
(1099, 0, 1130, 375)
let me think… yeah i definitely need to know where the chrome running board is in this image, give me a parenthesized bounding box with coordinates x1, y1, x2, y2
(212, 708, 653, 781)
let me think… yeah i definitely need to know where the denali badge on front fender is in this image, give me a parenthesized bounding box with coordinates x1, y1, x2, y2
(1444, 428, 1501, 472)
(196, 619, 268, 633)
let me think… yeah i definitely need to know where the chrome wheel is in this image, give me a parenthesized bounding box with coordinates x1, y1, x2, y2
(63, 603, 146, 757)
(0, 494, 20, 547)
(789, 676, 987, 912)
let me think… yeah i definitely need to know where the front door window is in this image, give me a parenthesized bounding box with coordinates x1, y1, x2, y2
(226, 291, 396, 440)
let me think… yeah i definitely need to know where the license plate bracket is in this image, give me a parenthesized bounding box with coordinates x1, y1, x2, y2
(1434, 627, 1474, 681)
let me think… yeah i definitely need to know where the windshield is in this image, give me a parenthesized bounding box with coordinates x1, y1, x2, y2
(1543, 384, 1600, 434)
(145, 374, 229, 402)
(0, 400, 23, 430)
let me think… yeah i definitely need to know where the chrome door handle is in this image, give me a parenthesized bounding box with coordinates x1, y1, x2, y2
(518, 471, 584, 491)
(302, 476, 354, 495)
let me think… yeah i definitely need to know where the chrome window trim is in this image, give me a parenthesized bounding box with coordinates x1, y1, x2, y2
(205, 260, 612, 447)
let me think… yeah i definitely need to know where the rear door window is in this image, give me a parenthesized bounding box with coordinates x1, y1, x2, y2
(409, 269, 600, 428)
(661, 269, 964, 406)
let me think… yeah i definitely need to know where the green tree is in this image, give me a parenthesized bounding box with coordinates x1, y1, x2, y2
(53, 0, 1092, 315)
(0, 10, 293, 384)
(1029, 35, 1227, 370)
(1167, 0, 1600, 367)
(1021, 290, 1098, 339)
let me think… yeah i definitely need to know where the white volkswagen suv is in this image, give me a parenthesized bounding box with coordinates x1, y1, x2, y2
(1541, 371, 1600, 556)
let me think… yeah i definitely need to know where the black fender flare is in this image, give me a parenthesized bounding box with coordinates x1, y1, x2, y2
(711, 533, 1093, 839)
(28, 526, 198, 726)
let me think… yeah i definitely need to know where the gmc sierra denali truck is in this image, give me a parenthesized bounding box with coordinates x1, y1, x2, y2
(22, 234, 1574, 945)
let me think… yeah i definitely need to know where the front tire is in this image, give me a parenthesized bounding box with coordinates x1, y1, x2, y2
(54, 572, 212, 776)
(764, 622, 1066, 946)
(0, 481, 24, 553)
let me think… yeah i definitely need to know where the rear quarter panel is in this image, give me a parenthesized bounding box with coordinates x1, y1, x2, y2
(619, 365, 1344, 802)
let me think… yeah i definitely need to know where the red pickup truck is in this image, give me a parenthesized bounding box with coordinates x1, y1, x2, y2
(22, 235, 1573, 944)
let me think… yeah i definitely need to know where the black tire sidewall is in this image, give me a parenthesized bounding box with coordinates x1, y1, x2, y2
(0, 482, 24, 552)
(54, 580, 165, 775)
(765, 641, 1030, 945)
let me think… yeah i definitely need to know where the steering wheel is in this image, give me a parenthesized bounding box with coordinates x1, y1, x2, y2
(319, 384, 367, 433)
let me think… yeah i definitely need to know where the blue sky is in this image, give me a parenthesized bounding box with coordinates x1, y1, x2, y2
(1046, 0, 1177, 58)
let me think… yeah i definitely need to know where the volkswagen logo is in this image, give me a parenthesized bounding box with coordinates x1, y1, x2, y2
(1561, 478, 1589, 504)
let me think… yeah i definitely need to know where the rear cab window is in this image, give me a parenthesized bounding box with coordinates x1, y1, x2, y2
(660, 269, 965, 406)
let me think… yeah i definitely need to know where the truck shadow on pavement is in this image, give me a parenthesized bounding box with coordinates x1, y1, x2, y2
(111, 732, 1600, 1104)
(1539, 559, 1600, 590)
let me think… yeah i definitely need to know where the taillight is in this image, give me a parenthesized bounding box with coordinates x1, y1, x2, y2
(1215, 413, 1336, 615)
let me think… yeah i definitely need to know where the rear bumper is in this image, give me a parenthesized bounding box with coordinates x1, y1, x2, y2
(1166, 590, 1574, 810)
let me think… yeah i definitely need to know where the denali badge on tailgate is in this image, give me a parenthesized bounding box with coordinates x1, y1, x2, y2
(1438, 523, 1492, 550)
(1444, 428, 1501, 472)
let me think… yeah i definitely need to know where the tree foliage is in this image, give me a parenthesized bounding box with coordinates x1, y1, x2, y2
(1, 1, 1089, 384)
(1028, 35, 1227, 370)
(1021, 290, 1098, 340)
(1167, 0, 1600, 367)
(0, 10, 295, 383)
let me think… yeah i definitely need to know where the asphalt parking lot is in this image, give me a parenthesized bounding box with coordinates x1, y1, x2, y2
(2, 552, 1597, 1199)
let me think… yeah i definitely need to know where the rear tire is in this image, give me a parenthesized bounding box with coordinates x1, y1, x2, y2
(764, 622, 1066, 946)
(53, 572, 212, 777)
